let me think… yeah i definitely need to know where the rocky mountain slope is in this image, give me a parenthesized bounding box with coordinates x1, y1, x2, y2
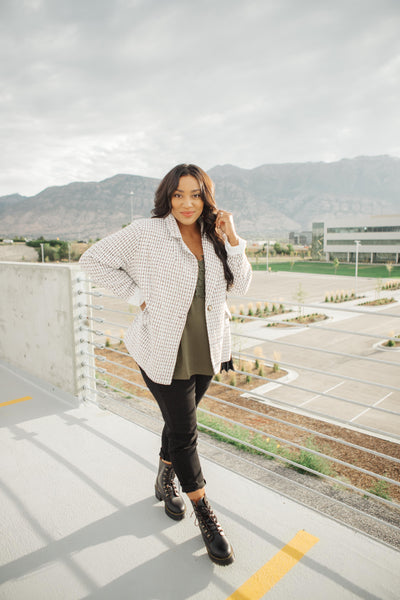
(1, 156, 399, 239)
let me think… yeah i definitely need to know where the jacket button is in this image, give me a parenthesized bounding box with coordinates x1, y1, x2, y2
(207, 305, 212, 311)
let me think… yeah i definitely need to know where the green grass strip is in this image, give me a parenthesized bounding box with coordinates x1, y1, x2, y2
(252, 261, 400, 278)
(197, 412, 333, 477)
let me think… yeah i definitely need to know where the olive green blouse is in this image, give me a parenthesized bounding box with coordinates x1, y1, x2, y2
(173, 258, 214, 380)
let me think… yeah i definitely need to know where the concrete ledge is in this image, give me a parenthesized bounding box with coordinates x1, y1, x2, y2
(0, 262, 94, 402)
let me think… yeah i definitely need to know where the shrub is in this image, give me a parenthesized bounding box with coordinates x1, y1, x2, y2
(281, 437, 334, 476)
(367, 480, 391, 500)
(197, 413, 278, 458)
(273, 350, 281, 372)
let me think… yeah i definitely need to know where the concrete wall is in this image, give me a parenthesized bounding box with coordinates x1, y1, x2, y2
(0, 262, 93, 402)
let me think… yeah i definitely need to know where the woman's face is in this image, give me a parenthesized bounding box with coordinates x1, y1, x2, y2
(171, 175, 204, 227)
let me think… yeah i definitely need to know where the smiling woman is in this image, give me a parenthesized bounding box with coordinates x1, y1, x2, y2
(152, 163, 239, 287)
(79, 162, 252, 565)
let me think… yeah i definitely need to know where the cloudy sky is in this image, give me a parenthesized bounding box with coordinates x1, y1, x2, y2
(1, 0, 399, 196)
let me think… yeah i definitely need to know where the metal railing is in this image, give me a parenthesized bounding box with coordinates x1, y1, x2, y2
(77, 279, 400, 544)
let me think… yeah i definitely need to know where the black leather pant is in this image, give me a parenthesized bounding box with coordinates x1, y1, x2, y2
(140, 368, 212, 493)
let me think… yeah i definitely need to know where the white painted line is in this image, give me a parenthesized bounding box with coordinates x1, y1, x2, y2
(298, 381, 345, 407)
(350, 392, 393, 423)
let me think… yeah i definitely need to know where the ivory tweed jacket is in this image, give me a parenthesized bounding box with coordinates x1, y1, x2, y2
(79, 213, 252, 384)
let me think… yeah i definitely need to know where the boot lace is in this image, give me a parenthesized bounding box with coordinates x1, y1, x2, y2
(194, 499, 224, 539)
(162, 465, 179, 498)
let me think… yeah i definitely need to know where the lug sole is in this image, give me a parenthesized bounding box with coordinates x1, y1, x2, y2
(200, 531, 234, 565)
(206, 546, 235, 566)
(165, 504, 186, 521)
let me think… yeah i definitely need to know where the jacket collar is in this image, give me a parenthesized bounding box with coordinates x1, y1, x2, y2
(165, 213, 182, 238)
(164, 213, 205, 238)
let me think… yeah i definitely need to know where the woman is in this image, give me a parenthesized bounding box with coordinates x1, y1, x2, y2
(79, 163, 252, 565)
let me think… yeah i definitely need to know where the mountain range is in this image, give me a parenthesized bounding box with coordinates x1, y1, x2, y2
(1, 155, 399, 240)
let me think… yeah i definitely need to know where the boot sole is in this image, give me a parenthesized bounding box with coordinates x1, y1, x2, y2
(154, 485, 186, 521)
(206, 547, 235, 566)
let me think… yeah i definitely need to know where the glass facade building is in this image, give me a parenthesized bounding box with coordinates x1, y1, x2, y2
(312, 216, 400, 263)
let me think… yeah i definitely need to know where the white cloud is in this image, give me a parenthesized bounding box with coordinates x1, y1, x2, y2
(0, 0, 399, 195)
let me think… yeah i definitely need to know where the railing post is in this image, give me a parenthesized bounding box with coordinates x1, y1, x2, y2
(70, 266, 97, 403)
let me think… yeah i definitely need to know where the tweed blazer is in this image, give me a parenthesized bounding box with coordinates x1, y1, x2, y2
(79, 213, 252, 384)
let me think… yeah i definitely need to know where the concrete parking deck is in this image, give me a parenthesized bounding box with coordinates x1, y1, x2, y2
(1, 359, 399, 600)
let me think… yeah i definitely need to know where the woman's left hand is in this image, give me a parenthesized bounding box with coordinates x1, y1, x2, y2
(215, 209, 239, 246)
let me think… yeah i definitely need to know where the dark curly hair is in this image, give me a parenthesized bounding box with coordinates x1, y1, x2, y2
(152, 163, 234, 289)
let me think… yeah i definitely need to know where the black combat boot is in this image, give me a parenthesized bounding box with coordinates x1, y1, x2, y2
(155, 459, 186, 521)
(191, 495, 234, 565)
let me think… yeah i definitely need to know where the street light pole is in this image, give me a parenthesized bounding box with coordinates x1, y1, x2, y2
(129, 191, 134, 223)
(354, 240, 360, 297)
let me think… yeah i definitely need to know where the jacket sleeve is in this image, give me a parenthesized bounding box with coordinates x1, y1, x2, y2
(225, 237, 252, 296)
(79, 221, 143, 299)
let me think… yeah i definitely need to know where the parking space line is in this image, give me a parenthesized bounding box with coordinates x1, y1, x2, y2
(0, 396, 32, 408)
(299, 381, 345, 406)
(225, 530, 319, 600)
(350, 392, 393, 423)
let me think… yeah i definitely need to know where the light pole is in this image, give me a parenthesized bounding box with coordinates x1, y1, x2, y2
(129, 191, 134, 223)
(354, 240, 361, 297)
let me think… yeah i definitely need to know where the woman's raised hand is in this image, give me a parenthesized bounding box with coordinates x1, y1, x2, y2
(215, 210, 239, 246)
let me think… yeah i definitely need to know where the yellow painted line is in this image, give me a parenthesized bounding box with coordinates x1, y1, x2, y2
(226, 530, 319, 600)
(0, 396, 32, 408)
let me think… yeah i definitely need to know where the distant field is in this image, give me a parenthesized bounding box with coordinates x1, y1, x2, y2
(252, 261, 400, 278)
(0, 242, 38, 262)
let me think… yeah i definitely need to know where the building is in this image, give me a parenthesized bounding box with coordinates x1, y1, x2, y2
(312, 215, 400, 263)
(289, 231, 312, 246)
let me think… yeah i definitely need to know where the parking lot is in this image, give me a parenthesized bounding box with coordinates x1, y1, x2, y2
(85, 270, 400, 440)
(232, 273, 400, 440)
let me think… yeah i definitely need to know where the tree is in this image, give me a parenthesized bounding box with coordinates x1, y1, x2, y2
(293, 283, 308, 317)
(386, 262, 394, 276)
(43, 244, 58, 262)
(274, 242, 282, 255)
(333, 257, 340, 274)
(58, 241, 69, 260)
